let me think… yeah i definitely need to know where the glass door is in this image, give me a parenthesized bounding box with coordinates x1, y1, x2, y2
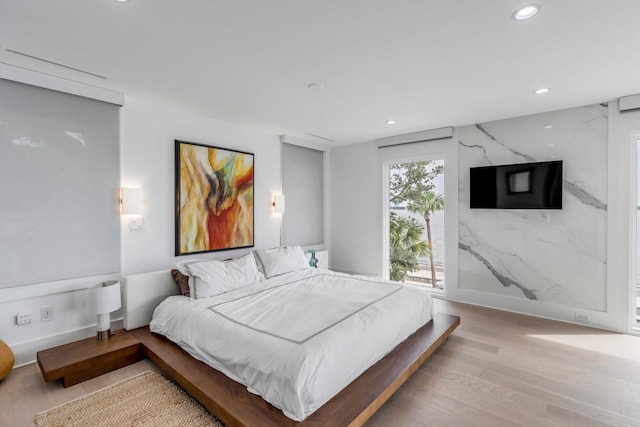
(388, 159, 445, 290)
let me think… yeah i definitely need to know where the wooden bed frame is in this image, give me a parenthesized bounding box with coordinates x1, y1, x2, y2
(123, 270, 460, 427)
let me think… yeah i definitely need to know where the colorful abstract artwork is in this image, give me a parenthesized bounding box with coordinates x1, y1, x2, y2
(175, 140, 254, 255)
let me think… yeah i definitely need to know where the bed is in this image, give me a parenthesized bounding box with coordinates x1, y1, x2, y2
(123, 248, 460, 426)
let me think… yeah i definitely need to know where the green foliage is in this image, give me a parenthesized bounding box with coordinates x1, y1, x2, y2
(389, 161, 444, 285)
(408, 191, 445, 219)
(389, 212, 428, 282)
(389, 161, 444, 206)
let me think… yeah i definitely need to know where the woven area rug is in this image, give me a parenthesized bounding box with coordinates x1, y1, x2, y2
(35, 370, 223, 427)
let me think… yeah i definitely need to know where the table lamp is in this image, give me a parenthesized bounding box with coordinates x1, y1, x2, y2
(90, 280, 121, 340)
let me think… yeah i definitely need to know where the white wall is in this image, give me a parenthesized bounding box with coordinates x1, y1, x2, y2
(1, 89, 282, 367)
(329, 142, 380, 275)
(329, 101, 640, 333)
(0, 285, 117, 367)
(121, 95, 281, 274)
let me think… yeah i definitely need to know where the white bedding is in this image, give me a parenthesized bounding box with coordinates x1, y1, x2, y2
(150, 268, 434, 421)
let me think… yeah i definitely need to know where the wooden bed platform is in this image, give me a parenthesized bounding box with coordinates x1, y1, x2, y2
(129, 312, 460, 427)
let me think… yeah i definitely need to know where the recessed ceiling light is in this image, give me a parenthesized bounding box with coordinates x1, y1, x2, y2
(512, 4, 540, 21)
(386, 120, 396, 125)
(547, 143, 555, 147)
(114, 0, 129, 2)
(307, 83, 324, 90)
(534, 87, 550, 95)
(543, 125, 553, 129)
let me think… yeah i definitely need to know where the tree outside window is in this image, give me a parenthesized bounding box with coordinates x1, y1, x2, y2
(389, 161, 444, 286)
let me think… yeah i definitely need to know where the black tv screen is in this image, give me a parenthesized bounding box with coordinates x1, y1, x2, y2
(470, 160, 563, 209)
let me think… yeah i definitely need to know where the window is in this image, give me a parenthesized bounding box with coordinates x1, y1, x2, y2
(0, 78, 120, 288)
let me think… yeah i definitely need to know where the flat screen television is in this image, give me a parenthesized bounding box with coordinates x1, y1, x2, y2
(470, 160, 563, 209)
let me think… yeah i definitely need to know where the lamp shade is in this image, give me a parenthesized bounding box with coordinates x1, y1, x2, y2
(90, 280, 121, 315)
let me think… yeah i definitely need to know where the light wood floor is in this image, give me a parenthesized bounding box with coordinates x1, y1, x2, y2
(2, 299, 640, 427)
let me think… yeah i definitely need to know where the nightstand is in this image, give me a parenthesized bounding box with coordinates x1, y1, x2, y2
(37, 329, 142, 387)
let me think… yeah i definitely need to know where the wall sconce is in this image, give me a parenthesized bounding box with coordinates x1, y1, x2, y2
(89, 280, 121, 340)
(121, 188, 142, 215)
(273, 194, 285, 214)
(121, 187, 144, 230)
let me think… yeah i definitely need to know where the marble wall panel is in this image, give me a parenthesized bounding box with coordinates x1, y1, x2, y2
(458, 104, 608, 311)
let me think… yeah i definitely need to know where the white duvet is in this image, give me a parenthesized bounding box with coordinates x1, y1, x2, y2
(150, 268, 434, 421)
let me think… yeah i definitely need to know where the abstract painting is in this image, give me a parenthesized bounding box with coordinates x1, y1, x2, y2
(175, 140, 254, 255)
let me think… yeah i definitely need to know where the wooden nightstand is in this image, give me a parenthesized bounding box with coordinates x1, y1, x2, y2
(37, 329, 142, 387)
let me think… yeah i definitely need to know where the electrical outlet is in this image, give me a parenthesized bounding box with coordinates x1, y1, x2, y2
(41, 306, 53, 322)
(575, 313, 588, 322)
(17, 312, 32, 326)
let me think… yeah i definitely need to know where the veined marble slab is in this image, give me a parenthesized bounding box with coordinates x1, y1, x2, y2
(458, 104, 607, 311)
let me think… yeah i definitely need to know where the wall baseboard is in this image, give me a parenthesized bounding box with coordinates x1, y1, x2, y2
(444, 287, 619, 333)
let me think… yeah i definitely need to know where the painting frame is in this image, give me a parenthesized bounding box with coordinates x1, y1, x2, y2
(175, 140, 255, 256)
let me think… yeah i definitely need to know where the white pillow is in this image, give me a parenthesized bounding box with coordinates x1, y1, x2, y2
(253, 246, 310, 278)
(184, 253, 265, 299)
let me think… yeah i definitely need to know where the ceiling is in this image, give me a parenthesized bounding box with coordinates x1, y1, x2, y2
(1, 0, 639, 146)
